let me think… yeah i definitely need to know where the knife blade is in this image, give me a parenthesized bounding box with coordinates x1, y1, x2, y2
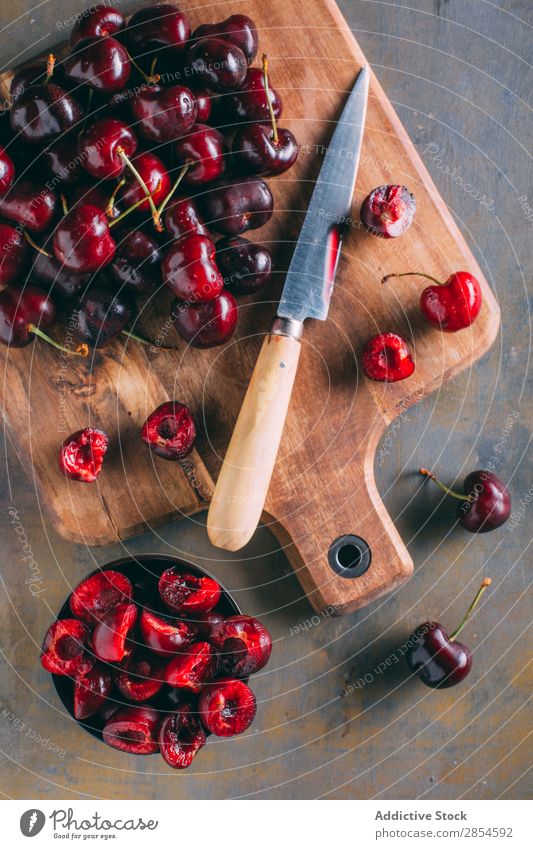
(207, 66, 370, 552)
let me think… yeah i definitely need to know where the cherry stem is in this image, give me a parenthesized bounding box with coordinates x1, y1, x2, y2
(149, 56, 158, 78)
(108, 192, 156, 228)
(23, 230, 51, 258)
(116, 146, 162, 230)
(262, 53, 279, 145)
(106, 178, 125, 217)
(156, 163, 190, 218)
(45, 54, 56, 84)
(450, 578, 492, 641)
(125, 50, 160, 84)
(60, 194, 69, 216)
(382, 271, 444, 286)
(121, 329, 174, 350)
(28, 325, 88, 357)
(419, 468, 474, 503)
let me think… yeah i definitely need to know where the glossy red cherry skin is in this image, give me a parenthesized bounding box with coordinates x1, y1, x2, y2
(163, 196, 208, 240)
(131, 84, 197, 143)
(0, 285, 56, 348)
(0, 145, 15, 192)
(193, 89, 212, 123)
(67, 182, 120, 219)
(32, 251, 91, 300)
(141, 401, 196, 460)
(102, 705, 160, 755)
(233, 124, 299, 176)
(216, 236, 272, 295)
(78, 117, 137, 180)
(59, 428, 109, 483)
(42, 136, 85, 186)
(139, 608, 197, 657)
(116, 151, 170, 212)
(199, 678, 256, 737)
(193, 15, 258, 65)
(201, 176, 274, 236)
(108, 227, 161, 295)
(92, 602, 138, 663)
(74, 664, 112, 720)
(0, 180, 57, 233)
(10, 84, 84, 144)
(162, 233, 224, 303)
(69, 569, 133, 624)
(361, 332, 415, 382)
(70, 4, 125, 47)
(171, 290, 238, 348)
(159, 705, 206, 769)
(174, 123, 226, 186)
(0, 222, 29, 285)
(405, 622, 472, 688)
(40, 618, 94, 677)
(159, 569, 221, 615)
(164, 641, 216, 693)
(457, 470, 511, 532)
(10, 59, 66, 100)
(210, 615, 272, 677)
(226, 67, 282, 124)
(64, 36, 130, 93)
(361, 184, 416, 238)
(73, 287, 134, 348)
(53, 204, 116, 273)
(124, 4, 190, 57)
(187, 38, 248, 93)
(420, 271, 482, 331)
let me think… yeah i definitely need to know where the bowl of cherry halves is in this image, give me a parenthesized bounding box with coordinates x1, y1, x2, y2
(40, 556, 272, 769)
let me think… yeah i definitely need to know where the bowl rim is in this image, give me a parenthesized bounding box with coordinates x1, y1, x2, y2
(51, 552, 242, 749)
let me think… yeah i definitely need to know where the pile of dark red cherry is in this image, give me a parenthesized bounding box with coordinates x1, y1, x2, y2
(0, 4, 298, 353)
(41, 564, 272, 768)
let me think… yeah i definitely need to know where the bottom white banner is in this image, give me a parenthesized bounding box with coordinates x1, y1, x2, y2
(3, 799, 529, 847)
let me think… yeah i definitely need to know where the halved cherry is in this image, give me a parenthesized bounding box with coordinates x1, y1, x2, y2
(69, 569, 133, 624)
(139, 608, 197, 657)
(210, 614, 272, 677)
(102, 705, 160, 755)
(199, 678, 256, 737)
(113, 649, 166, 701)
(159, 705, 206, 769)
(158, 569, 221, 615)
(40, 619, 93, 677)
(92, 602, 138, 662)
(59, 428, 109, 483)
(164, 641, 216, 693)
(73, 663, 112, 720)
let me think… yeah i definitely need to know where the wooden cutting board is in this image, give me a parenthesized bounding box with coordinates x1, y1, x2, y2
(0, 0, 500, 615)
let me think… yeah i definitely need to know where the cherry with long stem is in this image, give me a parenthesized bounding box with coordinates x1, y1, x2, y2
(449, 578, 492, 641)
(382, 272, 446, 286)
(156, 163, 189, 218)
(30, 325, 88, 357)
(116, 146, 162, 230)
(419, 468, 474, 503)
(23, 230, 52, 259)
(262, 53, 278, 144)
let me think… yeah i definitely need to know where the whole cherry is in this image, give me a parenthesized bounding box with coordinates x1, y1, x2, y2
(0, 285, 84, 356)
(200, 176, 274, 235)
(174, 123, 226, 186)
(419, 468, 511, 533)
(186, 37, 248, 93)
(42, 136, 85, 186)
(78, 117, 137, 180)
(0, 222, 29, 286)
(216, 236, 272, 295)
(193, 14, 258, 65)
(361, 332, 415, 382)
(70, 4, 125, 47)
(171, 290, 238, 348)
(0, 180, 57, 233)
(361, 185, 416, 238)
(108, 227, 161, 295)
(10, 83, 84, 144)
(141, 401, 196, 460)
(72, 286, 135, 348)
(162, 233, 224, 302)
(405, 578, 492, 688)
(53, 204, 116, 273)
(59, 428, 109, 483)
(124, 4, 190, 58)
(115, 150, 171, 216)
(232, 55, 298, 176)
(64, 36, 131, 93)
(32, 251, 91, 300)
(130, 84, 197, 143)
(226, 67, 282, 125)
(163, 196, 208, 240)
(382, 270, 483, 332)
(10, 55, 65, 100)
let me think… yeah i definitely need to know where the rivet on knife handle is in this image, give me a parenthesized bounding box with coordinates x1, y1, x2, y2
(207, 317, 303, 551)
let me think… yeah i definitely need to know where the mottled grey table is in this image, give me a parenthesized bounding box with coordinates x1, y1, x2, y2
(0, 0, 531, 800)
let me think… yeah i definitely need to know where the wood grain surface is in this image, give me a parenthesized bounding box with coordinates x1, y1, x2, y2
(0, 0, 500, 618)
(0, 0, 530, 802)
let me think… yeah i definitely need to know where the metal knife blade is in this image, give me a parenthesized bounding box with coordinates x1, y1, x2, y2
(278, 65, 369, 323)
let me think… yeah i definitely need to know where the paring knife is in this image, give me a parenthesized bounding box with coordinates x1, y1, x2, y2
(207, 66, 370, 551)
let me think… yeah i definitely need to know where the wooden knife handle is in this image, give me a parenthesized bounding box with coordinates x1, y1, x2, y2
(207, 320, 303, 551)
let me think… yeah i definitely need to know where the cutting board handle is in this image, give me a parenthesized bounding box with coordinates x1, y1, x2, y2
(207, 320, 303, 551)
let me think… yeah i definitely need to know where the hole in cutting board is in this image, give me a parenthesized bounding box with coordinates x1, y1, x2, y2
(328, 534, 371, 579)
